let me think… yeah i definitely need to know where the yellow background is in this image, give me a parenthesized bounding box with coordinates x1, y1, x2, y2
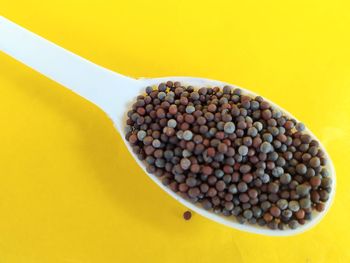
(1, 0, 350, 262)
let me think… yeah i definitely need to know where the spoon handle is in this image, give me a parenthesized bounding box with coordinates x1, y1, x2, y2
(0, 16, 140, 119)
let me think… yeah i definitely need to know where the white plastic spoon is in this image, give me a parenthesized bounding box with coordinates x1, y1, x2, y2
(0, 16, 335, 236)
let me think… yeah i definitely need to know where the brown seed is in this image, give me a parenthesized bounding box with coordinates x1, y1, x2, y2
(237, 182, 248, 193)
(208, 104, 217, 112)
(190, 164, 200, 173)
(161, 101, 170, 109)
(309, 157, 321, 168)
(268, 193, 279, 203)
(319, 190, 329, 202)
(186, 141, 195, 152)
(197, 116, 206, 125)
(289, 190, 299, 200)
(243, 173, 253, 183)
(202, 165, 213, 175)
(310, 176, 321, 188)
(144, 146, 155, 155)
(200, 183, 209, 193)
(239, 193, 250, 203)
(224, 193, 233, 201)
(193, 135, 203, 144)
(211, 197, 220, 207)
(222, 138, 231, 146)
(129, 134, 138, 144)
(301, 134, 312, 144)
(231, 105, 240, 116)
(184, 114, 195, 124)
(298, 219, 306, 225)
(223, 165, 233, 174)
(207, 187, 217, 197)
(262, 109, 272, 120)
(218, 143, 228, 153)
(215, 180, 226, 191)
(180, 97, 188, 105)
(280, 190, 290, 199)
(237, 121, 247, 130)
(270, 206, 281, 217)
(295, 209, 305, 219)
(166, 81, 173, 87)
(176, 114, 184, 123)
(154, 149, 163, 158)
(302, 153, 312, 162)
(260, 101, 270, 110)
(193, 110, 202, 118)
(263, 213, 273, 222)
(137, 107, 146, 115)
(183, 211, 192, 220)
(240, 164, 251, 174)
(232, 172, 240, 182)
(311, 190, 320, 203)
(277, 134, 287, 143)
(284, 120, 294, 129)
(267, 183, 279, 194)
(253, 137, 262, 148)
(169, 181, 178, 192)
(248, 189, 258, 198)
(316, 203, 325, 212)
(207, 147, 216, 157)
(156, 108, 166, 118)
(179, 183, 189, 192)
(174, 81, 181, 88)
(208, 176, 217, 186)
(163, 127, 175, 136)
(188, 187, 200, 198)
(266, 161, 275, 170)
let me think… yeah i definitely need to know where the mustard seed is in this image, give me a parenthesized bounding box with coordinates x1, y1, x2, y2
(183, 211, 192, 220)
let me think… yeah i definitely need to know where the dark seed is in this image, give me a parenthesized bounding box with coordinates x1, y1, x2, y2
(260, 142, 273, 153)
(296, 184, 311, 197)
(309, 157, 320, 168)
(183, 211, 192, 220)
(270, 206, 281, 217)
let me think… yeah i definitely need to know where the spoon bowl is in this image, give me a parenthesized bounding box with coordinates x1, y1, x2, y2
(0, 16, 336, 236)
(121, 76, 336, 236)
